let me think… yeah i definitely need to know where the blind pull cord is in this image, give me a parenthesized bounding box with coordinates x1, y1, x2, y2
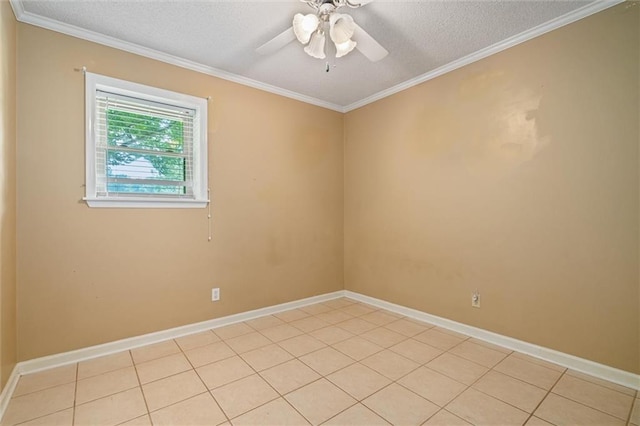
(207, 188, 212, 242)
(206, 96, 212, 242)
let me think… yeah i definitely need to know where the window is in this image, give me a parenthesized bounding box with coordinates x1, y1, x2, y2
(84, 72, 208, 208)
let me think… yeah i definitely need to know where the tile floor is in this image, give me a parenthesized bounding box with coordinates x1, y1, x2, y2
(2, 298, 638, 425)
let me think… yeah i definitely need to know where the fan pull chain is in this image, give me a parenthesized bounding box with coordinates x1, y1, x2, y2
(325, 61, 337, 72)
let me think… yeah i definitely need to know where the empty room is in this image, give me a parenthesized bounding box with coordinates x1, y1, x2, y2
(0, 0, 638, 424)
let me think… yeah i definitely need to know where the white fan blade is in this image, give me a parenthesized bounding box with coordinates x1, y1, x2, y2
(352, 22, 388, 62)
(256, 27, 296, 56)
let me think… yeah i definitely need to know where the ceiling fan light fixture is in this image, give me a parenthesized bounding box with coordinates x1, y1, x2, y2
(255, 0, 386, 63)
(329, 13, 355, 44)
(304, 30, 326, 59)
(334, 39, 357, 58)
(293, 13, 320, 44)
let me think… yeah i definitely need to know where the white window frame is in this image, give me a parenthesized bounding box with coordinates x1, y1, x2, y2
(84, 72, 208, 208)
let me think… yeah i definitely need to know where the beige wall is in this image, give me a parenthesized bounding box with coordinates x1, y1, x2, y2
(0, 0, 17, 386)
(345, 4, 639, 373)
(16, 25, 344, 360)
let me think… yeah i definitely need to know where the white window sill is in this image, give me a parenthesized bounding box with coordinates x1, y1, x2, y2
(84, 197, 209, 209)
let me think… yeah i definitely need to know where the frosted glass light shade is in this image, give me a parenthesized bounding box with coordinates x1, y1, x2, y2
(335, 39, 357, 58)
(293, 13, 319, 44)
(304, 31, 326, 59)
(329, 13, 355, 44)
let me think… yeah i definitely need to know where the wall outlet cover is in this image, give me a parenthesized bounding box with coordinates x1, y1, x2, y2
(472, 292, 480, 308)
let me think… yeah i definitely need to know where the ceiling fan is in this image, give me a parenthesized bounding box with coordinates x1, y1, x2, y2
(256, 0, 388, 62)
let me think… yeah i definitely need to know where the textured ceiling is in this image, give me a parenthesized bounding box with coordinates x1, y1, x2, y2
(15, 0, 614, 111)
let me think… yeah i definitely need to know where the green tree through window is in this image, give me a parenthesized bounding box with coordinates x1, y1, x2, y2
(106, 108, 188, 195)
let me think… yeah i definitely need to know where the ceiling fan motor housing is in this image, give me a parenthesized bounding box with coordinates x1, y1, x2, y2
(303, 0, 362, 13)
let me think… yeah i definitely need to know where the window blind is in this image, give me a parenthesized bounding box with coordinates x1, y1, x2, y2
(94, 90, 196, 198)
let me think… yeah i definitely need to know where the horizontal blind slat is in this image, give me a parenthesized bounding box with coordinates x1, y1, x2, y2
(105, 146, 189, 158)
(94, 88, 196, 199)
(97, 90, 195, 116)
(107, 177, 191, 187)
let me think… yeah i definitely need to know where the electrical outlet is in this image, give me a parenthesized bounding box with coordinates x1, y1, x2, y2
(472, 291, 480, 308)
(212, 288, 220, 302)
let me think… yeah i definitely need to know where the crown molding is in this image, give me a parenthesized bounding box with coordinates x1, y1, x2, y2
(343, 0, 625, 112)
(8, 0, 345, 113)
(8, 0, 23, 18)
(8, 0, 625, 114)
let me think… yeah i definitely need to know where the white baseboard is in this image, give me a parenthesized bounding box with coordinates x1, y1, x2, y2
(18, 290, 345, 375)
(0, 290, 344, 421)
(2, 288, 637, 422)
(0, 366, 20, 420)
(345, 290, 640, 391)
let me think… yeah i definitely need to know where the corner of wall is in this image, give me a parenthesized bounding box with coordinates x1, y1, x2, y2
(0, 0, 19, 389)
(341, 113, 347, 292)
